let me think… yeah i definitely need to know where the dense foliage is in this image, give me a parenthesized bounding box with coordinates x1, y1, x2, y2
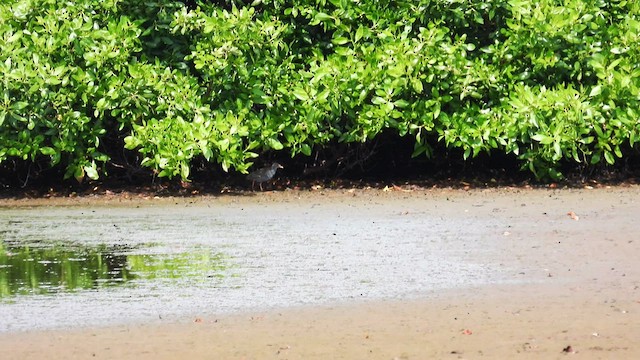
(1, 0, 638, 182)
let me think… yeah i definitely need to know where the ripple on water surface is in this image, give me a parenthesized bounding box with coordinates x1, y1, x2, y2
(0, 203, 507, 332)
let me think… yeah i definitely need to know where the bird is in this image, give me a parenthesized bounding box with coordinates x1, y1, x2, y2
(246, 162, 283, 191)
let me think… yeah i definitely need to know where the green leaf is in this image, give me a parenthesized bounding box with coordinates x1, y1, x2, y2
(411, 78, 423, 93)
(463, 147, 471, 160)
(11, 102, 28, 111)
(604, 150, 614, 165)
(40, 147, 56, 156)
(314, 12, 333, 23)
(84, 164, 99, 180)
(301, 143, 312, 156)
(412, 142, 430, 158)
(292, 88, 309, 101)
(553, 141, 562, 158)
(614, 146, 622, 158)
(608, 58, 622, 70)
(199, 140, 213, 161)
(593, 124, 604, 137)
(251, 87, 267, 103)
(355, 26, 364, 42)
(74, 166, 84, 183)
(180, 163, 190, 179)
(371, 96, 386, 105)
(548, 168, 563, 180)
(387, 65, 404, 78)
(332, 37, 349, 45)
(531, 134, 554, 145)
(217, 138, 230, 151)
(123, 135, 140, 150)
(589, 85, 602, 97)
(581, 136, 594, 144)
(394, 99, 409, 108)
(96, 97, 107, 109)
(267, 137, 284, 150)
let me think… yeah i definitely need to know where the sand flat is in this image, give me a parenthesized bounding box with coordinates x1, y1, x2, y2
(1, 186, 639, 359)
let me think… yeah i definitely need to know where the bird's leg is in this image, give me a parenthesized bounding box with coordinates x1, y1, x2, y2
(259, 183, 264, 191)
(251, 181, 255, 191)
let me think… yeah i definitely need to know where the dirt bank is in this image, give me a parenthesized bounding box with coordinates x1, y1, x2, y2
(1, 186, 639, 359)
(3, 284, 637, 359)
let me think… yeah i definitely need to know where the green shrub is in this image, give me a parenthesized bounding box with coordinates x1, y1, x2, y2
(1, 0, 638, 183)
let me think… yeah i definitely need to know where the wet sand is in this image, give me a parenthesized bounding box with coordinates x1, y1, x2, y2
(2, 285, 637, 359)
(1, 186, 639, 359)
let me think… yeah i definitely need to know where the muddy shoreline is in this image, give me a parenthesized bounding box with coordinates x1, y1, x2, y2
(1, 187, 639, 358)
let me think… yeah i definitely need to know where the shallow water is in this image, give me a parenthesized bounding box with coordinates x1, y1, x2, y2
(0, 196, 516, 332)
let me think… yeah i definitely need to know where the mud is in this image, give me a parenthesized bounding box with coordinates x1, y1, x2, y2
(0, 186, 639, 358)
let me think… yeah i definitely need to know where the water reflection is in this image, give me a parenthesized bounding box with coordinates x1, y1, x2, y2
(0, 242, 227, 298)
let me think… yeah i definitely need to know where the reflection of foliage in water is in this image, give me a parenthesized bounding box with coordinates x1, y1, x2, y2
(127, 251, 226, 280)
(0, 242, 227, 298)
(0, 243, 131, 297)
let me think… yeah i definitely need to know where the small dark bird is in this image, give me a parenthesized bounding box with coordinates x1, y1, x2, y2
(246, 162, 283, 191)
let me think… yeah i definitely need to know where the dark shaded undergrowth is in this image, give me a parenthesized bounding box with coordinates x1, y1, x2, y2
(2, 132, 638, 199)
